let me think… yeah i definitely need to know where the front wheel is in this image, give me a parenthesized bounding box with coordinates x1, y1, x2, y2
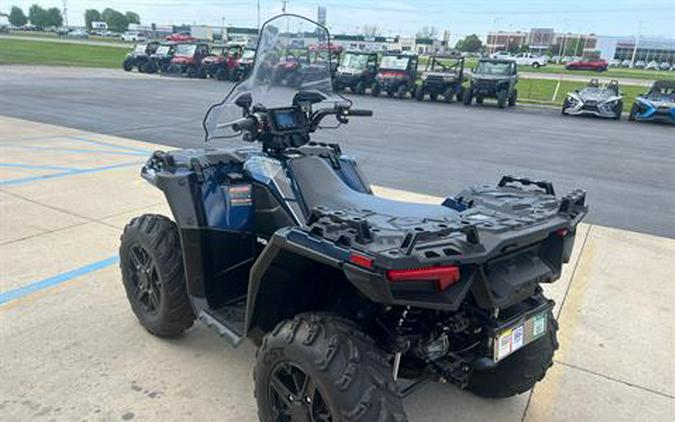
(614, 100, 623, 120)
(509, 89, 517, 107)
(255, 314, 407, 422)
(468, 310, 558, 398)
(497, 89, 508, 108)
(629, 103, 638, 121)
(532, 62, 541, 69)
(354, 81, 366, 95)
(414, 86, 424, 101)
(370, 82, 381, 97)
(119, 214, 195, 337)
(122, 59, 134, 72)
(396, 84, 408, 99)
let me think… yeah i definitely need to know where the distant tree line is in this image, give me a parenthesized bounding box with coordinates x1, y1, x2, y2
(85, 8, 140, 32)
(6, 4, 140, 32)
(8, 4, 62, 28)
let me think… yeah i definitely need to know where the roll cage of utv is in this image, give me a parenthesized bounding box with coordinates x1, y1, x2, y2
(464, 58, 518, 108)
(119, 13, 588, 421)
(335, 50, 380, 95)
(415, 53, 466, 102)
(122, 41, 160, 72)
(375, 52, 419, 99)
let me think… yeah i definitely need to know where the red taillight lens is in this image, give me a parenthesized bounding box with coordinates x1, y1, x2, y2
(386, 266, 460, 291)
(555, 228, 569, 237)
(349, 253, 374, 269)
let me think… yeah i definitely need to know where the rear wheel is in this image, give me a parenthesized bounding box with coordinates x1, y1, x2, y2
(614, 100, 623, 120)
(497, 89, 508, 108)
(561, 99, 570, 115)
(354, 81, 366, 95)
(414, 86, 424, 101)
(476, 95, 484, 105)
(462, 87, 473, 105)
(215, 67, 227, 81)
(371, 82, 380, 97)
(468, 310, 558, 398)
(509, 89, 517, 107)
(255, 314, 407, 422)
(396, 84, 407, 99)
(429, 93, 439, 102)
(122, 60, 133, 72)
(532, 62, 541, 69)
(119, 214, 195, 337)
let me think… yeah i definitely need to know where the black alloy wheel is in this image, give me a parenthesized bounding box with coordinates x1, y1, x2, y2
(268, 362, 333, 422)
(127, 244, 162, 315)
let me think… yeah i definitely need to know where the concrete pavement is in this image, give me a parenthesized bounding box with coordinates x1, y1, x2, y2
(1, 117, 673, 421)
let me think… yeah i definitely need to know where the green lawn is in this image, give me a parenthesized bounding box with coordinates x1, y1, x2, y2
(0, 38, 128, 68)
(516, 78, 645, 107)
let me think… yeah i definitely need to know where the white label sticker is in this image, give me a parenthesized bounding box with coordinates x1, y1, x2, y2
(498, 331, 512, 359)
(533, 314, 547, 338)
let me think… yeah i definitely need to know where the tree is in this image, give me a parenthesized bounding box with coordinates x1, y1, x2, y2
(9, 6, 28, 27)
(102, 8, 129, 32)
(45, 7, 63, 27)
(416, 25, 437, 39)
(455, 34, 482, 52)
(28, 4, 48, 27)
(125, 11, 140, 25)
(84, 9, 101, 30)
(506, 42, 520, 54)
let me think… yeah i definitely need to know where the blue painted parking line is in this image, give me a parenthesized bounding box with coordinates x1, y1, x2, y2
(0, 161, 143, 186)
(66, 136, 153, 154)
(0, 144, 148, 157)
(0, 256, 119, 305)
(0, 163, 82, 171)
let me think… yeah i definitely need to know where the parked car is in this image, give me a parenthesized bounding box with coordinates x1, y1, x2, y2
(633, 60, 646, 69)
(122, 31, 146, 42)
(629, 80, 675, 123)
(514, 53, 548, 68)
(565, 58, 608, 72)
(561, 79, 623, 120)
(659, 62, 672, 71)
(66, 29, 89, 39)
(165, 32, 196, 43)
(491, 51, 513, 60)
(645, 60, 660, 71)
(608, 59, 621, 67)
(621, 59, 632, 67)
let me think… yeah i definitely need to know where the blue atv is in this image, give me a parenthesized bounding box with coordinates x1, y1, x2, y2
(629, 80, 675, 122)
(119, 14, 587, 421)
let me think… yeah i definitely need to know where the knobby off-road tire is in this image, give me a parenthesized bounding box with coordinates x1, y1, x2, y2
(255, 313, 408, 422)
(614, 100, 624, 120)
(462, 87, 473, 105)
(467, 311, 558, 398)
(509, 89, 518, 107)
(122, 60, 134, 72)
(414, 86, 424, 101)
(628, 103, 638, 121)
(119, 214, 195, 337)
(355, 81, 366, 95)
(497, 89, 508, 108)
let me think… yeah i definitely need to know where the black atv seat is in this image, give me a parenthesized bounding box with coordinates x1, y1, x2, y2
(288, 156, 460, 220)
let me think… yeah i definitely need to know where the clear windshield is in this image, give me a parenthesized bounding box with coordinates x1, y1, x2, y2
(155, 46, 171, 55)
(476, 61, 512, 75)
(341, 53, 369, 70)
(380, 55, 410, 70)
(204, 14, 344, 142)
(176, 44, 196, 56)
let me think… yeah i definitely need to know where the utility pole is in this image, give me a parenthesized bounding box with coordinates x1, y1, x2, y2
(62, 0, 68, 28)
(257, 0, 261, 28)
(282, 0, 288, 13)
(630, 21, 642, 68)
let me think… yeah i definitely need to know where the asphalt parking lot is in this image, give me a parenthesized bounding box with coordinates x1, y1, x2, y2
(0, 66, 674, 239)
(0, 65, 674, 421)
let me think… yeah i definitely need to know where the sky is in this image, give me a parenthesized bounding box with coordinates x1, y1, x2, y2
(2, 0, 674, 42)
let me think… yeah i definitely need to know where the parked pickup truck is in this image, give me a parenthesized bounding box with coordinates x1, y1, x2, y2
(513, 53, 548, 68)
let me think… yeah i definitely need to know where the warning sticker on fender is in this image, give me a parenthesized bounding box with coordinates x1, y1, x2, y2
(496, 325, 524, 361)
(494, 312, 548, 361)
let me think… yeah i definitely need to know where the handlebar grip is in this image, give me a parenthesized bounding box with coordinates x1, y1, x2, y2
(232, 116, 257, 131)
(348, 109, 373, 117)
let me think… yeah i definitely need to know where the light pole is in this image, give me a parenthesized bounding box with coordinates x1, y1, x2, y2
(630, 21, 643, 68)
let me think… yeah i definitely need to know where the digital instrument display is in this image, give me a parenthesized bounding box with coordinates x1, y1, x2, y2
(274, 111, 298, 130)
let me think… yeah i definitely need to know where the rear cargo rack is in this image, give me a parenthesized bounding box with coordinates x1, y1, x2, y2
(399, 224, 480, 255)
(498, 175, 555, 196)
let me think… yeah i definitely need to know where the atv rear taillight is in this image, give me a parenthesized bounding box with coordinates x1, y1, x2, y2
(555, 228, 569, 237)
(386, 266, 460, 291)
(349, 253, 374, 269)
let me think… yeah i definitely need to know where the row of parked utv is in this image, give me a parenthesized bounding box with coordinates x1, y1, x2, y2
(122, 41, 256, 81)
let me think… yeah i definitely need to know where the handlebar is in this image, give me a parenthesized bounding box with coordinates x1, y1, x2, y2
(347, 109, 373, 117)
(231, 116, 258, 132)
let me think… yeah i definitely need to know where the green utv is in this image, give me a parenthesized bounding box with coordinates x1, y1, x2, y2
(464, 58, 518, 108)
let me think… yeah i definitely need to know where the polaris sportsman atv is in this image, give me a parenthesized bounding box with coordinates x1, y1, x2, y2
(142, 42, 176, 74)
(122, 41, 160, 72)
(629, 80, 675, 123)
(375, 52, 419, 99)
(119, 14, 587, 422)
(562, 79, 623, 120)
(464, 58, 518, 108)
(415, 54, 465, 102)
(335, 51, 380, 95)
